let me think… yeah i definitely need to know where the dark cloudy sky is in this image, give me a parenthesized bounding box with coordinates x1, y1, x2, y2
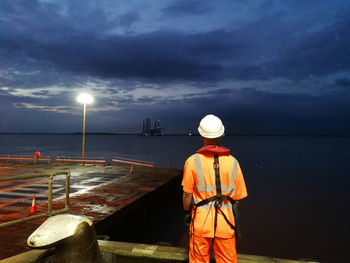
(1, 0, 350, 135)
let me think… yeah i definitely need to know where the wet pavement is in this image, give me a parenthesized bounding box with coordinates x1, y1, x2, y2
(0, 162, 181, 259)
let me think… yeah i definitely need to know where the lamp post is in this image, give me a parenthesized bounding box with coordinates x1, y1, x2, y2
(77, 93, 94, 165)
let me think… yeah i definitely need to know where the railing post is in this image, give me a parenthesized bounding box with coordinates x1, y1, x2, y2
(48, 175, 53, 216)
(65, 171, 70, 211)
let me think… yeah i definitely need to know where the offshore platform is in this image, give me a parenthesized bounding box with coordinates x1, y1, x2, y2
(141, 118, 164, 136)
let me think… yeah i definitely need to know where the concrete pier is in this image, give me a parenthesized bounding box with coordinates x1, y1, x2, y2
(0, 240, 319, 263)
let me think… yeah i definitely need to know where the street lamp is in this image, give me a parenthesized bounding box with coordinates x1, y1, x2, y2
(77, 93, 94, 164)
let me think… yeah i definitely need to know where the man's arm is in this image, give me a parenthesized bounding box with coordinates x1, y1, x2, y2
(183, 191, 193, 211)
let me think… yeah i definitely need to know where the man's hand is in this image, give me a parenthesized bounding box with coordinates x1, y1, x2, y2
(183, 191, 193, 228)
(184, 210, 192, 227)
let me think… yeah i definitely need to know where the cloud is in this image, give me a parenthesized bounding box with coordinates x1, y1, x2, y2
(166, 87, 350, 135)
(0, 0, 350, 134)
(0, 30, 230, 82)
(162, 1, 211, 16)
(2, 0, 350, 87)
(118, 10, 141, 27)
(335, 78, 350, 88)
(13, 103, 74, 114)
(263, 9, 350, 80)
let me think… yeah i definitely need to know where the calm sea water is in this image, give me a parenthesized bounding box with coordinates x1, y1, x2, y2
(0, 134, 349, 263)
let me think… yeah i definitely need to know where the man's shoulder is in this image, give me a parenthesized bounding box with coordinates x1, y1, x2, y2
(185, 153, 197, 163)
(186, 151, 237, 161)
(220, 154, 237, 161)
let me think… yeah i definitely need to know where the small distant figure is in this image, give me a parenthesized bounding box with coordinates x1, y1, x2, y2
(34, 151, 41, 164)
(182, 114, 248, 263)
(34, 151, 41, 159)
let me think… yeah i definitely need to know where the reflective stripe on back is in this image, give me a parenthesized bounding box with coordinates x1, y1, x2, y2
(197, 185, 231, 192)
(194, 154, 238, 196)
(195, 201, 233, 210)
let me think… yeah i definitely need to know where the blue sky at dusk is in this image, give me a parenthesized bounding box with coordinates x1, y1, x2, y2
(0, 0, 350, 134)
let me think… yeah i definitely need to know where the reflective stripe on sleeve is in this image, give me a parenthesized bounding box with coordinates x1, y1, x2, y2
(227, 158, 237, 195)
(194, 153, 206, 192)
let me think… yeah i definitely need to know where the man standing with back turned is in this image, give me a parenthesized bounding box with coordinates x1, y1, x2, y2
(182, 114, 248, 263)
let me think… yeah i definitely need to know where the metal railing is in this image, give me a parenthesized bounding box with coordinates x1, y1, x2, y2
(112, 156, 155, 167)
(0, 170, 70, 228)
(0, 154, 51, 164)
(56, 156, 106, 166)
(0, 154, 154, 168)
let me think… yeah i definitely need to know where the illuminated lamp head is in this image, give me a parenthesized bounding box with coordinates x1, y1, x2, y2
(77, 93, 94, 104)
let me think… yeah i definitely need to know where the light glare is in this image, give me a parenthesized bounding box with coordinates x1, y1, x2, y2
(77, 93, 94, 104)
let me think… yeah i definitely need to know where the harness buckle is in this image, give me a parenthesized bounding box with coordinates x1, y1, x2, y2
(213, 161, 219, 170)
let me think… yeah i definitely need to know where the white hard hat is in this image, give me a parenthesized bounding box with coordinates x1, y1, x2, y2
(198, 114, 225, 139)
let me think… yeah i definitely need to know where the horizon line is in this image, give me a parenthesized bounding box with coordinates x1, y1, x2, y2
(0, 132, 349, 137)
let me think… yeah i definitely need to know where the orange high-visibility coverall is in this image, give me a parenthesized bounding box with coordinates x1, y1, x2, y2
(182, 145, 247, 263)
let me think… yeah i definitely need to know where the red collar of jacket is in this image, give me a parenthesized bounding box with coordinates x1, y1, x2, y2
(196, 145, 230, 155)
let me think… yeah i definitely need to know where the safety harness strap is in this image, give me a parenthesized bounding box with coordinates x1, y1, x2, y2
(195, 194, 235, 207)
(214, 155, 221, 195)
(213, 154, 220, 236)
(191, 154, 239, 258)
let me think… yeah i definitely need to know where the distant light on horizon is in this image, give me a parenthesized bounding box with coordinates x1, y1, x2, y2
(77, 93, 94, 104)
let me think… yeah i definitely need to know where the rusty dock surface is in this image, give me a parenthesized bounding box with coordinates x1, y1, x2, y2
(0, 162, 181, 259)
